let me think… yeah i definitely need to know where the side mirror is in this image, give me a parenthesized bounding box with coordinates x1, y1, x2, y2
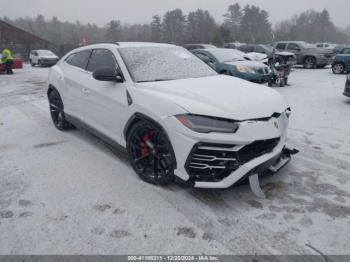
(93, 67, 123, 82)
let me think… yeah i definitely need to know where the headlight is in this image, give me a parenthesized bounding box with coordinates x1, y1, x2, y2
(175, 114, 239, 133)
(235, 65, 255, 73)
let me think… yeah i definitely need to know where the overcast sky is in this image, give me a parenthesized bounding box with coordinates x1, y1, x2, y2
(1, 0, 349, 27)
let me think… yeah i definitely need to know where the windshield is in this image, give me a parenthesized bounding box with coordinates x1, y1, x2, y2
(38, 50, 55, 56)
(208, 49, 245, 62)
(119, 46, 217, 83)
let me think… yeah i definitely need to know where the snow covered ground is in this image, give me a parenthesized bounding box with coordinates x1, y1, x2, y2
(0, 65, 349, 255)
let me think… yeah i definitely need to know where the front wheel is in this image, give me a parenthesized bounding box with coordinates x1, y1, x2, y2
(127, 121, 175, 185)
(332, 63, 345, 74)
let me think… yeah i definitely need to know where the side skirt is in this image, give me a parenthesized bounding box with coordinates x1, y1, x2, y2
(65, 114, 127, 154)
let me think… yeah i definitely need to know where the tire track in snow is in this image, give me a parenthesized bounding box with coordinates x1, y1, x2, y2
(152, 185, 313, 255)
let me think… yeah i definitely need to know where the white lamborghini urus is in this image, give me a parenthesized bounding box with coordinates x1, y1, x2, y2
(47, 42, 297, 197)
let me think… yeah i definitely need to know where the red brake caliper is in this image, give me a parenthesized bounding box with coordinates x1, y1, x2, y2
(140, 130, 156, 157)
(140, 134, 149, 158)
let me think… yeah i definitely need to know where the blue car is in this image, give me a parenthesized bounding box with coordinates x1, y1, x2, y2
(332, 47, 350, 74)
(191, 48, 272, 84)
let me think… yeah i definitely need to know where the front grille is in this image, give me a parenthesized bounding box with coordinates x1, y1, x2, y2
(238, 138, 280, 164)
(186, 138, 280, 182)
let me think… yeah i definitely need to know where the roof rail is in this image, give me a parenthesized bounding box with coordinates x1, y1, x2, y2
(90, 41, 120, 46)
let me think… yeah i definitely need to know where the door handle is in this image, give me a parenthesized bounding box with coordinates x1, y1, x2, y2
(82, 88, 90, 95)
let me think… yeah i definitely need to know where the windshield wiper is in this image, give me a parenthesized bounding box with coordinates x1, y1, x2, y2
(136, 79, 175, 83)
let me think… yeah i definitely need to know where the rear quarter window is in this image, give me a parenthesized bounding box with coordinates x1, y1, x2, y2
(65, 50, 91, 70)
(276, 43, 287, 50)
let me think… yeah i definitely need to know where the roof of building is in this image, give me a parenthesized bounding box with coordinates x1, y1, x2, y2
(0, 20, 50, 45)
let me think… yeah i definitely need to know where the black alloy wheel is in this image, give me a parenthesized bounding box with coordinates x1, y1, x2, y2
(48, 90, 74, 131)
(127, 121, 175, 185)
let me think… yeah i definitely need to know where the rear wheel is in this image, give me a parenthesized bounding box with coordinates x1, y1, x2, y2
(303, 57, 316, 69)
(332, 63, 345, 74)
(127, 121, 175, 185)
(48, 90, 74, 131)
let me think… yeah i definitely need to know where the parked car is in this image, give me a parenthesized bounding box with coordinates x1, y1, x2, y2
(274, 41, 333, 69)
(0, 54, 23, 73)
(191, 48, 272, 84)
(29, 50, 59, 67)
(332, 47, 350, 74)
(344, 74, 350, 98)
(182, 44, 216, 50)
(48, 42, 297, 194)
(238, 44, 274, 56)
(223, 42, 246, 49)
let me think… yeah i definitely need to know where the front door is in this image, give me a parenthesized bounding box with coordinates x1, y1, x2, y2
(82, 48, 129, 145)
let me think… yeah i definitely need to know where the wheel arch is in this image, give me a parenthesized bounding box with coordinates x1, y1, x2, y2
(124, 112, 164, 141)
(123, 112, 177, 169)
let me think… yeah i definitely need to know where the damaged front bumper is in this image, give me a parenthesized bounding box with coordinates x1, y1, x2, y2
(249, 146, 299, 198)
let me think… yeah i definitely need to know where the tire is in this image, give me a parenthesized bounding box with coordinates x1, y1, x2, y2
(284, 77, 288, 85)
(30, 60, 35, 67)
(303, 57, 316, 69)
(48, 89, 75, 131)
(38, 60, 43, 67)
(332, 63, 345, 74)
(127, 120, 175, 185)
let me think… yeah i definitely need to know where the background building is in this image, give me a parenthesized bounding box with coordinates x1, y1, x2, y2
(0, 20, 50, 60)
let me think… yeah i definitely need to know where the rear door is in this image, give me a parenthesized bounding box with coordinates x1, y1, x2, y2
(61, 49, 92, 119)
(340, 48, 350, 71)
(275, 43, 287, 52)
(83, 48, 129, 144)
(32, 51, 39, 64)
(286, 43, 303, 63)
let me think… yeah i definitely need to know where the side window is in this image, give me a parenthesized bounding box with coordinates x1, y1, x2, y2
(34, 51, 38, 56)
(341, 48, 350, 54)
(195, 53, 213, 63)
(316, 44, 323, 48)
(87, 49, 117, 73)
(276, 43, 287, 50)
(65, 50, 91, 70)
(246, 46, 255, 52)
(255, 46, 265, 53)
(287, 43, 300, 50)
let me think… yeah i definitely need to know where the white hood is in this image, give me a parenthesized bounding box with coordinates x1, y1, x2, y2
(244, 52, 268, 61)
(136, 75, 288, 121)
